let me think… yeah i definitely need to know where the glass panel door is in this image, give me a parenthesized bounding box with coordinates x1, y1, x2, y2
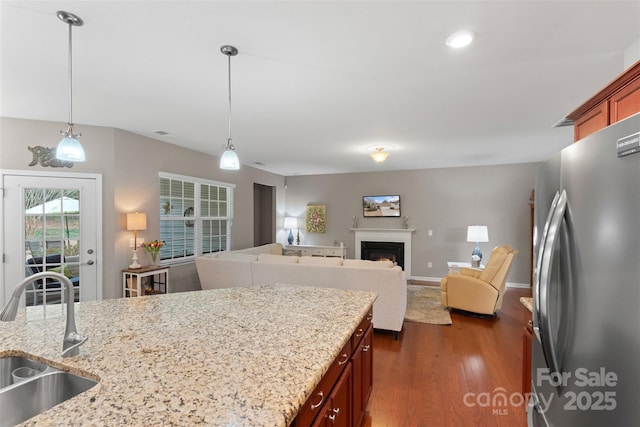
(23, 188, 81, 306)
(2, 174, 99, 308)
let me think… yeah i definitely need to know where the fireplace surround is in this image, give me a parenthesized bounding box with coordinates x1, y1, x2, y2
(352, 228, 415, 278)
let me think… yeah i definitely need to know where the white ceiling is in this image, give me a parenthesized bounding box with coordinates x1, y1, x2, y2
(2, 1, 640, 176)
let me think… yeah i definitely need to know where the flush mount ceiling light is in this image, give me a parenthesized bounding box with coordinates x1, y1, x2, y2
(446, 30, 475, 48)
(219, 45, 240, 170)
(370, 147, 389, 163)
(55, 11, 86, 162)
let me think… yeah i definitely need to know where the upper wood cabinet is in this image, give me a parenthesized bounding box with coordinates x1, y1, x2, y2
(566, 60, 640, 141)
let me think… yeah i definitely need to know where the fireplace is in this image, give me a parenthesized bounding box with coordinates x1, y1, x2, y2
(361, 241, 404, 270)
(352, 228, 415, 278)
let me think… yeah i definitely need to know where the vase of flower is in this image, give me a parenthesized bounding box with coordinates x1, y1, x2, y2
(141, 240, 164, 266)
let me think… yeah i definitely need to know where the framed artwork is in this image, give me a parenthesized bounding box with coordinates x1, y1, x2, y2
(305, 205, 326, 233)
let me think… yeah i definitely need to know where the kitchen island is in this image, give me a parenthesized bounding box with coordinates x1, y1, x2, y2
(0, 284, 377, 426)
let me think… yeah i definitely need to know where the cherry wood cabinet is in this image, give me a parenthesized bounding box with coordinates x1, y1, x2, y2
(351, 324, 373, 427)
(312, 364, 353, 427)
(567, 60, 640, 141)
(293, 309, 373, 427)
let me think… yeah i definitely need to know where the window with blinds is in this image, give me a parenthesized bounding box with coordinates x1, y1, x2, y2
(159, 173, 234, 264)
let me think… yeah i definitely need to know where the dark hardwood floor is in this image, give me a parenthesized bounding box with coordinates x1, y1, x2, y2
(363, 285, 531, 427)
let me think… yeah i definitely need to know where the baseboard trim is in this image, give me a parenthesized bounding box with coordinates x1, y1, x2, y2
(506, 282, 531, 289)
(410, 275, 530, 289)
(410, 275, 441, 283)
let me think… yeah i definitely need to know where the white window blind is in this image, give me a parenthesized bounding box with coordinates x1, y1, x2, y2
(159, 172, 234, 264)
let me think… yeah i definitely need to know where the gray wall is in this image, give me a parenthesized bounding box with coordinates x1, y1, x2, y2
(283, 164, 538, 286)
(1, 117, 285, 299)
(2, 116, 536, 297)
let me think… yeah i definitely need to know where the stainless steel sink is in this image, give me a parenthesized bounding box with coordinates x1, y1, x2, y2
(0, 356, 48, 389)
(0, 356, 98, 427)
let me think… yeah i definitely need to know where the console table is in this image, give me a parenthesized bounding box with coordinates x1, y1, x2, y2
(284, 244, 347, 258)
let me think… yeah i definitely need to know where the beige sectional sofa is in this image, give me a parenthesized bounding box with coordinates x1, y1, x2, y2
(195, 243, 407, 336)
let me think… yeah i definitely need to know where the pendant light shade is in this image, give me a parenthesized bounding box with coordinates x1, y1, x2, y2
(55, 11, 86, 162)
(220, 139, 239, 170)
(220, 45, 240, 170)
(57, 127, 86, 162)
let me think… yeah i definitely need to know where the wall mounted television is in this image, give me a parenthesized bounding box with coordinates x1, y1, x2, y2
(362, 195, 401, 217)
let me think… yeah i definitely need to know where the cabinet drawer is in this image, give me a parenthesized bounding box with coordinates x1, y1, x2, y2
(352, 309, 373, 348)
(295, 340, 351, 426)
(324, 248, 344, 257)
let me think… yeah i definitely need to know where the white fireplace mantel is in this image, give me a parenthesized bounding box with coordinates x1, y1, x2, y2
(351, 228, 415, 278)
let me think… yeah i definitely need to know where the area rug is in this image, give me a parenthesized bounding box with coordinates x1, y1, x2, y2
(405, 285, 452, 325)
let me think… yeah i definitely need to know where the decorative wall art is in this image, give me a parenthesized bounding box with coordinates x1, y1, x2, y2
(27, 146, 73, 168)
(305, 205, 326, 233)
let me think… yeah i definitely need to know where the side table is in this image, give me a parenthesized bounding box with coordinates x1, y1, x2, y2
(122, 265, 170, 297)
(447, 261, 485, 274)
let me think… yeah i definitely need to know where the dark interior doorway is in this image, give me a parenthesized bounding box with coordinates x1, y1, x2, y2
(253, 183, 275, 246)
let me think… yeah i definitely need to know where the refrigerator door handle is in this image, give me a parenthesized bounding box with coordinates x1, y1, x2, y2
(536, 189, 568, 385)
(533, 191, 560, 340)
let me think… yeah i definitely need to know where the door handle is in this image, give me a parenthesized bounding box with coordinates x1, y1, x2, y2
(537, 189, 568, 390)
(534, 191, 559, 339)
(83, 260, 94, 266)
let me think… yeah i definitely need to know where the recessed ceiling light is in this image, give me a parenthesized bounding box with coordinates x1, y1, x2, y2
(446, 30, 475, 48)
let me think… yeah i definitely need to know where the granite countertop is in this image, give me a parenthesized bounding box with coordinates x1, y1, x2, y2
(0, 284, 377, 426)
(520, 297, 533, 312)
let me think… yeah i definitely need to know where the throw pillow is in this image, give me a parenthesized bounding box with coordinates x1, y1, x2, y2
(258, 253, 299, 263)
(298, 256, 344, 266)
(343, 259, 394, 268)
(217, 252, 259, 261)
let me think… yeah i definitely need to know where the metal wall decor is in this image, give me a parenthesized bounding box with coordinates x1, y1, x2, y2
(28, 146, 74, 168)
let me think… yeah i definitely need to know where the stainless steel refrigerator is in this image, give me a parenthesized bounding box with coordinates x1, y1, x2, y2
(529, 112, 640, 426)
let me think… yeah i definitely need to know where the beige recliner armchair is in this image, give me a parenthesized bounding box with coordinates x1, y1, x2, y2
(440, 245, 518, 316)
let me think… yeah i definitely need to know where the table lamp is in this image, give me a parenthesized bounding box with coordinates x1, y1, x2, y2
(467, 225, 489, 267)
(127, 212, 147, 269)
(284, 217, 297, 245)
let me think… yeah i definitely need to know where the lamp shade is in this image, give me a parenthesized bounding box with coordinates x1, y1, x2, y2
(220, 148, 240, 170)
(56, 135, 86, 162)
(283, 217, 298, 229)
(127, 212, 147, 231)
(467, 225, 489, 242)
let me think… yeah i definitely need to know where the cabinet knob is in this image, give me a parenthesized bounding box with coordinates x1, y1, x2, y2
(362, 344, 370, 352)
(366, 312, 373, 321)
(328, 407, 340, 423)
(355, 328, 364, 337)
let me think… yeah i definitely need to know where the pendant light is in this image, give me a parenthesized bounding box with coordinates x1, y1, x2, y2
(219, 45, 240, 170)
(370, 147, 389, 163)
(55, 11, 86, 162)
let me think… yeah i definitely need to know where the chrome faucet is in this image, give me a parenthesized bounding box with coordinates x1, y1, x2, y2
(0, 271, 87, 357)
